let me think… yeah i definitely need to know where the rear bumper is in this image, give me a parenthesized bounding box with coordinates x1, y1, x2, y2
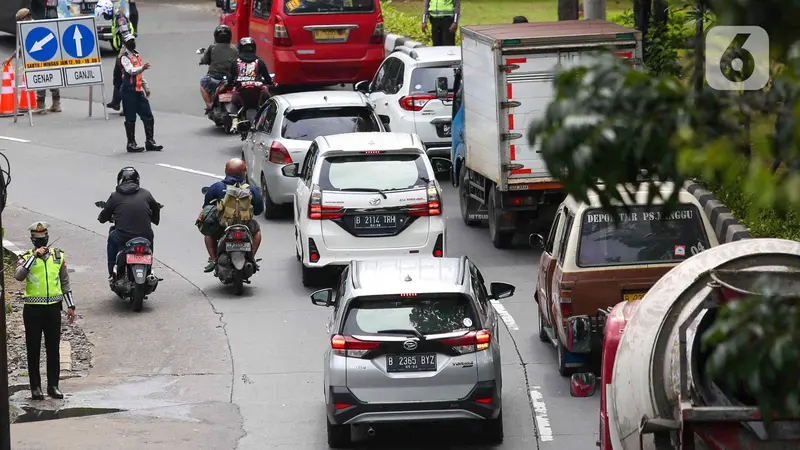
(327, 380, 501, 425)
(273, 47, 384, 85)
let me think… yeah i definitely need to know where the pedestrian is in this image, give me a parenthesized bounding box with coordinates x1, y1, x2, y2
(96, 0, 135, 114)
(421, 0, 460, 47)
(13, 222, 76, 401)
(119, 34, 163, 152)
(1, 8, 61, 114)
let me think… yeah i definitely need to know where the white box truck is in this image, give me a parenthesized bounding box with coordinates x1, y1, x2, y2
(451, 20, 642, 248)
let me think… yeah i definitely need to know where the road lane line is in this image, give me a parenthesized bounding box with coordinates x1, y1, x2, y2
(490, 299, 519, 330)
(0, 136, 31, 143)
(156, 163, 223, 179)
(530, 387, 554, 442)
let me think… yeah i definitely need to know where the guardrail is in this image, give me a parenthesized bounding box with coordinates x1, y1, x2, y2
(684, 181, 751, 243)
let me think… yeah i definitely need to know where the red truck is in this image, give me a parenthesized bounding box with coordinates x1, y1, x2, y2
(214, 0, 384, 88)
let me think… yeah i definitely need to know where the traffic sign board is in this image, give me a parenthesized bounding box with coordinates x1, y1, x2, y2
(57, 17, 100, 66)
(62, 24, 96, 60)
(26, 69, 65, 90)
(19, 22, 64, 69)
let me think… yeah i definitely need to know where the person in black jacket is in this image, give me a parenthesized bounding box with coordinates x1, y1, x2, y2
(97, 167, 162, 282)
(227, 37, 271, 130)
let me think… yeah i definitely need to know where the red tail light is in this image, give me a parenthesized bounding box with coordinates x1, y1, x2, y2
(408, 181, 441, 216)
(231, 231, 244, 240)
(559, 284, 573, 319)
(400, 293, 417, 297)
(274, 15, 292, 47)
(268, 141, 293, 164)
(432, 233, 444, 257)
(331, 334, 380, 358)
(441, 329, 490, 354)
(399, 95, 435, 111)
(370, 14, 384, 44)
(307, 184, 344, 220)
(134, 245, 145, 254)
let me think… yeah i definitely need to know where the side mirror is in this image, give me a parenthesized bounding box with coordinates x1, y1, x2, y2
(311, 288, 334, 307)
(354, 80, 370, 93)
(94, 201, 106, 208)
(201, 187, 209, 194)
(237, 121, 251, 133)
(435, 77, 449, 100)
(215, 0, 224, 8)
(429, 157, 453, 171)
(569, 372, 597, 398)
(489, 282, 515, 300)
(565, 315, 592, 353)
(281, 163, 300, 178)
(529, 233, 545, 250)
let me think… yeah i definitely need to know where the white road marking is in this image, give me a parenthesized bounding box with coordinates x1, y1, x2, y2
(156, 163, 223, 179)
(490, 299, 519, 330)
(0, 136, 31, 143)
(530, 387, 554, 442)
(2, 239, 25, 256)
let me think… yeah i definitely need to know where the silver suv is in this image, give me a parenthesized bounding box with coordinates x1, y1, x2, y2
(310, 257, 515, 448)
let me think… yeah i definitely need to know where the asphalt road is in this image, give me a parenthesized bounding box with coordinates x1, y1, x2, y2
(1, 3, 600, 449)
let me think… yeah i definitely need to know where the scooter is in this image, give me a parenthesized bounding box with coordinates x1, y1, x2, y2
(95, 200, 162, 312)
(209, 77, 237, 133)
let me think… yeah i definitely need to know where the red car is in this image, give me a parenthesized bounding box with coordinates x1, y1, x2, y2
(218, 0, 384, 88)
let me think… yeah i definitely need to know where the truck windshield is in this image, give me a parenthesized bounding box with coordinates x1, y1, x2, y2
(577, 204, 711, 267)
(342, 294, 478, 336)
(284, 0, 375, 15)
(281, 107, 380, 140)
(409, 66, 457, 96)
(319, 154, 428, 192)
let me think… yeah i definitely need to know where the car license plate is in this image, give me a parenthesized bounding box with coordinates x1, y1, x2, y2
(354, 214, 397, 229)
(126, 254, 152, 264)
(386, 354, 437, 373)
(313, 29, 347, 41)
(218, 93, 232, 102)
(226, 242, 252, 252)
(436, 123, 452, 138)
(623, 291, 647, 302)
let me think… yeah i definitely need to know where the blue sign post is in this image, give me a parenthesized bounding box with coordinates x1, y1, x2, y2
(62, 24, 96, 59)
(24, 27, 59, 62)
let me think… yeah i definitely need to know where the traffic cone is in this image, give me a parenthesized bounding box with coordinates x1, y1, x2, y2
(17, 72, 36, 112)
(0, 63, 17, 117)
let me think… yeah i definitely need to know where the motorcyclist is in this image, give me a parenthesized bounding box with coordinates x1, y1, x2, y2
(227, 37, 272, 130)
(202, 158, 264, 272)
(200, 25, 239, 113)
(96, 0, 135, 113)
(98, 167, 162, 282)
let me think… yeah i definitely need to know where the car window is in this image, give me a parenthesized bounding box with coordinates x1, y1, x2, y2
(556, 212, 575, 265)
(318, 153, 429, 192)
(371, 59, 391, 92)
(545, 210, 563, 254)
(254, 102, 270, 130)
(334, 266, 349, 311)
(263, 101, 278, 134)
(284, 0, 375, 15)
(281, 107, 381, 141)
(409, 65, 457, 96)
(577, 204, 711, 267)
(385, 60, 405, 95)
(376, 59, 400, 93)
(302, 144, 318, 185)
(342, 294, 478, 336)
(252, 0, 272, 18)
(469, 263, 490, 315)
(452, 76, 463, 116)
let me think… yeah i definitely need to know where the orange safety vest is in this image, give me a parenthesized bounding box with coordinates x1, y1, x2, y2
(122, 52, 144, 92)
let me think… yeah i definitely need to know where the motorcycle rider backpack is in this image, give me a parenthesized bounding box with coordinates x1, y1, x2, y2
(217, 182, 254, 227)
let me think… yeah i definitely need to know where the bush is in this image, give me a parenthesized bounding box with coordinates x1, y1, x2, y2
(381, 0, 461, 46)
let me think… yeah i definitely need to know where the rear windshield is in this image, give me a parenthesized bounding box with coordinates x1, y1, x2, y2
(284, 0, 375, 15)
(342, 294, 478, 336)
(409, 66, 457, 96)
(319, 154, 429, 191)
(281, 107, 380, 140)
(577, 204, 711, 267)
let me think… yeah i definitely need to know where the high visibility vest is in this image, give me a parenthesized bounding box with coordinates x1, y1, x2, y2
(121, 51, 145, 92)
(429, 0, 455, 17)
(111, 13, 135, 49)
(22, 249, 65, 305)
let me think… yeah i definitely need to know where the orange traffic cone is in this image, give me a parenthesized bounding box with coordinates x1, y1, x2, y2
(0, 63, 17, 117)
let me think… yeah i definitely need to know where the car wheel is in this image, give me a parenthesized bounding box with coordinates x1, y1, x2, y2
(483, 411, 504, 444)
(538, 304, 549, 343)
(557, 339, 576, 377)
(326, 419, 351, 448)
(261, 174, 283, 220)
(488, 186, 514, 249)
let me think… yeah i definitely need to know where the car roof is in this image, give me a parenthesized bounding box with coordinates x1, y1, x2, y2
(349, 258, 469, 296)
(316, 132, 424, 154)
(563, 182, 701, 212)
(392, 46, 461, 66)
(273, 91, 369, 111)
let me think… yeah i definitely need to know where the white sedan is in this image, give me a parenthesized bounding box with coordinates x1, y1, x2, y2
(241, 91, 388, 219)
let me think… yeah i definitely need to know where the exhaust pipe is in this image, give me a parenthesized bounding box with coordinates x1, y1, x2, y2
(367, 427, 376, 437)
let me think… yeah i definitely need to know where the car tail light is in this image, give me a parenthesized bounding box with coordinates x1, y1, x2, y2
(274, 15, 292, 47)
(133, 245, 145, 254)
(432, 234, 444, 257)
(559, 283, 573, 319)
(505, 195, 535, 207)
(370, 14, 384, 44)
(408, 181, 441, 216)
(400, 293, 417, 297)
(475, 397, 492, 404)
(268, 141, 293, 164)
(331, 334, 380, 358)
(308, 238, 320, 263)
(333, 403, 352, 409)
(308, 184, 344, 220)
(399, 95, 435, 111)
(441, 329, 490, 354)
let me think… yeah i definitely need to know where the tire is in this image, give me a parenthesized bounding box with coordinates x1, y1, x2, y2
(232, 271, 244, 295)
(488, 186, 514, 249)
(459, 168, 481, 227)
(326, 419, 351, 448)
(557, 339, 576, 377)
(302, 265, 322, 288)
(538, 303, 549, 343)
(484, 411, 504, 444)
(261, 175, 283, 220)
(132, 284, 145, 312)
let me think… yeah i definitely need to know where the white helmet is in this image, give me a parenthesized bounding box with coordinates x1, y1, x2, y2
(95, 0, 115, 19)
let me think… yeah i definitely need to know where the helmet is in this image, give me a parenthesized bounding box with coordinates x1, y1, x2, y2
(95, 0, 114, 19)
(238, 37, 256, 54)
(214, 25, 232, 44)
(224, 158, 247, 177)
(117, 166, 140, 186)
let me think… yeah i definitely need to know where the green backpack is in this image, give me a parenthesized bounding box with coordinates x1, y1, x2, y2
(217, 182, 254, 227)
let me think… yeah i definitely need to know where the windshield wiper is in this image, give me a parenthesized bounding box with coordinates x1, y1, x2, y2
(377, 329, 425, 340)
(340, 188, 387, 199)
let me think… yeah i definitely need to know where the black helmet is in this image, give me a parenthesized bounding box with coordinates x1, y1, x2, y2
(117, 166, 140, 186)
(214, 25, 232, 44)
(238, 37, 256, 54)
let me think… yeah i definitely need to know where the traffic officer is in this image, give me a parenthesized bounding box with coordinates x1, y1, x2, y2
(13, 222, 76, 401)
(119, 34, 163, 152)
(421, 0, 460, 46)
(96, 0, 135, 113)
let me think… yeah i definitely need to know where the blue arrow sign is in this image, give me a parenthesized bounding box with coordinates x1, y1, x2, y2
(62, 24, 95, 59)
(24, 27, 59, 62)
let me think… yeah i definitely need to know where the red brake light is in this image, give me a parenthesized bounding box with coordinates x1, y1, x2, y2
(307, 185, 344, 220)
(475, 398, 492, 404)
(363, 150, 381, 154)
(400, 293, 417, 297)
(407, 181, 441, 216)
(134, 245, 145, 254)
(334, 403, 352, 409)
(232, 231, 244, 240)
(441, 329, 491, 354)
(433, 249, 443, 257)
(331, 334, 380, 358)
(274, 15, 292, 47)
(399, 95, 434, 111)
(559, 284, 573, 319)
(370, 14, 384, 44)
(268, 141, 293, 164)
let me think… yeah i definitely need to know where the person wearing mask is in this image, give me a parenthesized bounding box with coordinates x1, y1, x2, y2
(98, 167, 163, 283)
(226, 37, 272, 130)
(119, 34, 163, 152)
(421, 0, 460, 46)
(200, 25, 239, 112)
(202, 158, 264, 273)
(14, 222, 76, 400)
(96, 0, 135, 113)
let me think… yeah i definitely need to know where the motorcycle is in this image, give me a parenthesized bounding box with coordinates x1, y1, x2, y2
(197, 48, 238, 134)
(233, 83, 270, 140)
(201, 186, 259, 295)
(95, 200, 162, 312)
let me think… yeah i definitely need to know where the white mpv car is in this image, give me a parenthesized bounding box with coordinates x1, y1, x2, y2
(281, 132, 447, 287)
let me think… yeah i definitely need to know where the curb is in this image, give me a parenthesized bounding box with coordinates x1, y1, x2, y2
(3, 239, 25, 257)
(384, 33, 426, 57)
(684, 180, 751, 243)
(59, 341, 73, 377)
